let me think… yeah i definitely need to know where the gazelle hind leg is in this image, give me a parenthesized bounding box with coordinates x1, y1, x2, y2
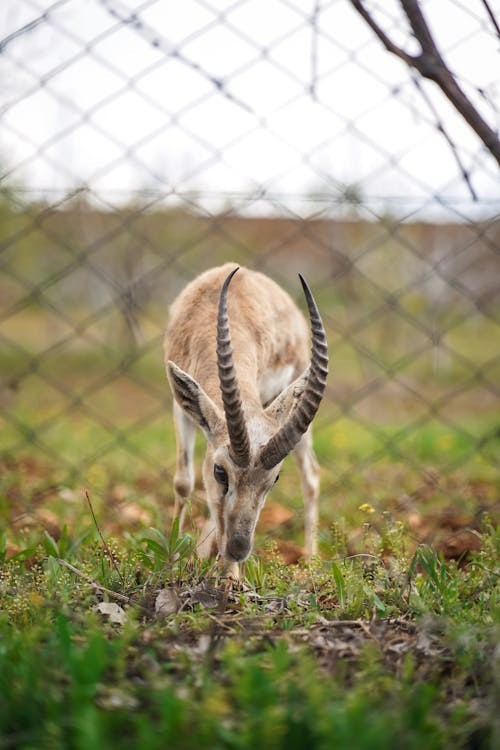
(293, 428, 320, 558)
(172, 401, 196, 532)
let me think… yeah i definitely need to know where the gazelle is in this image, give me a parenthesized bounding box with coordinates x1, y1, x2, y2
(164, 264, 328, 577)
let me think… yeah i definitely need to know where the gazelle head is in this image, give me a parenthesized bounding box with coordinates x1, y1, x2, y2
(167, 268, 328, 563)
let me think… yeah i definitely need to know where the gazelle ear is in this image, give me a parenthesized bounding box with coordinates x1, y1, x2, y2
(264, 368, 309, 425)
(167, 361, 222, 440)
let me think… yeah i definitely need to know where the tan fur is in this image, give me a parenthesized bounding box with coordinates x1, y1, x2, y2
(164, 264, 321, 576)
(166, 264, 309, 406)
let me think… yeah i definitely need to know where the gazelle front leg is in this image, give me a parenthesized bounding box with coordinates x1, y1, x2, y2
(172, 401, 196, 532)
(294, 428, 320, 558)
(197, 516, 216, 559)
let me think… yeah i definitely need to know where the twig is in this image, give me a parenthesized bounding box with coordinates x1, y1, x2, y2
(411, 75, 477, 201)
(206, 612, 238, 633)
(55, 558, 132, 604)
(85, 489, 124, 585)
(480, 0, 500, 39)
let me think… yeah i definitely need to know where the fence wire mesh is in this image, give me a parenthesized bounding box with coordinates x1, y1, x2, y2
(1, 0, 499, 537)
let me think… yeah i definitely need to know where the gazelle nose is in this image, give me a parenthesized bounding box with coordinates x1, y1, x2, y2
(226, 534, 251, 561)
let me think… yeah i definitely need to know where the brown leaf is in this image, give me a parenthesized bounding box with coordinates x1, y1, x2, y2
(258, 503, 294, 531)
(437, 530, 481, 562)
(109, 484, 130, 503)
(437, 507, 473, 531)
(35, 508, 62, 539)
(5, 540, 21, 559)
(406, 511, 426, 532)
(120, 503, 153, 526)
(275, 540, 305, 565)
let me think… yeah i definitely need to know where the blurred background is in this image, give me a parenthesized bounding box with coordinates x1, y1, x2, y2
(1, 0, 499, 553)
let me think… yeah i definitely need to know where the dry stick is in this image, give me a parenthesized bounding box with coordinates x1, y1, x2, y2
(350, 0, 500, 169)
(55, 558, 132, 605)
(85, 488, 124, 586)
(207, 613, 239, 633)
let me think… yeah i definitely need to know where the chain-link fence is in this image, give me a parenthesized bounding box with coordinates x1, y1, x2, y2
(1, 1, 499, 528)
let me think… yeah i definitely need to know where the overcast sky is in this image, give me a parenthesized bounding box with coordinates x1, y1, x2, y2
(1, 0, 499, 216)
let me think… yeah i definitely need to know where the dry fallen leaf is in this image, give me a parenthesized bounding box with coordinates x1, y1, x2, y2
(35, 508, 62, 538)
(5, 540, 21, 559)
(437, 507, 473, 531)
(109, 484, 130, 503)
(95, 601, 127, 625)
(275, 540, 306, 565)
(119, 503, 153, 526)
(406, 511, 426, 532)
(155, 588, 181, 619)
(437, 530, 481, 561)
(258, 503, 294, 531)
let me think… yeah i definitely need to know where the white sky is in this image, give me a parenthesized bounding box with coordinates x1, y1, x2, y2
(1, 0, 499, 215)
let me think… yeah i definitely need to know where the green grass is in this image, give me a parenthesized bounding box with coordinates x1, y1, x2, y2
(1, 417, 499, 749)
(1, 196, 499, 747)
(0, 519, 498, 750)
(1, 612, 495, 750)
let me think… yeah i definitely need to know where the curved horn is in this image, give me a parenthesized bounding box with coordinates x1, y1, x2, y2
(217, 267, 251, 468)
(260, 274, 328, 470)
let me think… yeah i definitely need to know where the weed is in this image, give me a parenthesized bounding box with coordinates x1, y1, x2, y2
(0, 433, 498, 748)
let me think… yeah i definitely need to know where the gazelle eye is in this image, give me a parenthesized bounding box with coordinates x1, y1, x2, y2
(274, 473, 280, 484)
(214, 464, 229, 493)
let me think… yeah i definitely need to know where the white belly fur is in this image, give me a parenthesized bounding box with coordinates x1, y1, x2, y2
(259, 365, 295, 405)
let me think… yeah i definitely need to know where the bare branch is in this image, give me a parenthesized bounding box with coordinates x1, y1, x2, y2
(480, 0, 500, 39)
(411, 75, 478, 201)
(349, 0, 414, 65)
(401, 0, 440, 55)
(350, 0, 500, 168)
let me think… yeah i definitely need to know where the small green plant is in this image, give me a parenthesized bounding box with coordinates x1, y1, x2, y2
(138, 519, 195, 574)
(331, 561, 346, 607)
(244, 555, 267, 590)
(0, 433, 498, 749)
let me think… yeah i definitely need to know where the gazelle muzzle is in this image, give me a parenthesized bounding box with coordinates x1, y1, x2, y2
(226, 532, 251, 562)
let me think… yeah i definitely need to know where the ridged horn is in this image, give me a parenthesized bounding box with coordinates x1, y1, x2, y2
(259, 274, 328, 470)
(217, 267, 251, 468)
